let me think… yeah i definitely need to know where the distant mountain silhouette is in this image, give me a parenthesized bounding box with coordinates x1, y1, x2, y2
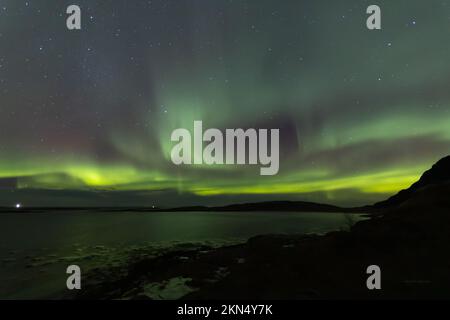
(165, 201, 345, 213)
(374, 155, 450, 208)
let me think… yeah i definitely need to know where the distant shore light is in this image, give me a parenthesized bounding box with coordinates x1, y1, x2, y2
(15, 203, 21, 209)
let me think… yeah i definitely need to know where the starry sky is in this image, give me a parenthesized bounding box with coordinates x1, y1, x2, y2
(0, 0, 450, 207)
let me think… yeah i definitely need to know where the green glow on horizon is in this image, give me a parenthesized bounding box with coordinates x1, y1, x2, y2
(189, 167, 424, 196)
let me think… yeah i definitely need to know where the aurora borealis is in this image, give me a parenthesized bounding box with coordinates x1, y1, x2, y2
(1, 0, 450, 207)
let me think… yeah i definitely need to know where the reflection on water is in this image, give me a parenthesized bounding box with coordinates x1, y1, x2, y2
(0, 211, 365, 299)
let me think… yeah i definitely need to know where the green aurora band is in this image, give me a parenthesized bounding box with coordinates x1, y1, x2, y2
(0, 0, 450, 207)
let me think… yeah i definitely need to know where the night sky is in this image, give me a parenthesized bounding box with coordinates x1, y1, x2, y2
(1, 0, 450, 207)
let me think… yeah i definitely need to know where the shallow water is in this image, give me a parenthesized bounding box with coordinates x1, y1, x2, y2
(0, 211, 365, 299)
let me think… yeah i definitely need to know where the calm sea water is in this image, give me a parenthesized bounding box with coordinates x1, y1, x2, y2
(0, 211, 365, 299)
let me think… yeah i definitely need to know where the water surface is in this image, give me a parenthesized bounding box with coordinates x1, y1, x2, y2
(0, 211, 365, 299)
